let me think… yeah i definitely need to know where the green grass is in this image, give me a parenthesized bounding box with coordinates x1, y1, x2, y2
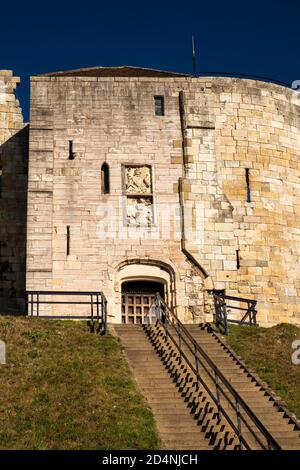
(225, 323, 300, 419)
(0, 316, 160, 450)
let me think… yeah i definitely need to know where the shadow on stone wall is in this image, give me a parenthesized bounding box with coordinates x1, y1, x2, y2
(0, 125, 29, 315)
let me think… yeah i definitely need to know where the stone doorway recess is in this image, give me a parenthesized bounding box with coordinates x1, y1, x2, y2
(121, 280, 165, 324)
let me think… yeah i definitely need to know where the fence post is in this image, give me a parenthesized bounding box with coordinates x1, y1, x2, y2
(37, 292, 40, 317)
(104, 298, 108, 334)
(222, 294, 229, 335)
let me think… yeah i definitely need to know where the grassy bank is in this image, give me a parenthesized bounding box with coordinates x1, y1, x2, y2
(226, 323, 300, 419)
(0, 316, 160, 450)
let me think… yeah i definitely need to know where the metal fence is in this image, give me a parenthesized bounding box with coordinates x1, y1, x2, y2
(150, 293, 280, 450)
(26, 290, 108, 334)
(213, 292, 257, 335)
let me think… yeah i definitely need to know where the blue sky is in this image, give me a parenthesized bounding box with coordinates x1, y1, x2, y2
(1, 0, 299, 121)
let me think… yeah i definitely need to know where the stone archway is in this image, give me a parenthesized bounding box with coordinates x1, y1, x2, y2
(121, 279, 165, 324)
(114, 259, 176, 323)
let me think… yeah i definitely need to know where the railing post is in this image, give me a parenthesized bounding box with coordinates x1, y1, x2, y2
(236, 398, 243, 450)
(194, 344, 200, 389)
(214, 368, 221, 422)
(247, 300, 252, 326)
(214, 294, 220, 327)
(96, 293, 99, 323)
(37, 292, 40, 317)
(267, 438, 273, 450)
(178, 322, 182, 364)
(162, 301, 169, 342)
(223, 296, 229, 335)
(104, 298, 108, 334)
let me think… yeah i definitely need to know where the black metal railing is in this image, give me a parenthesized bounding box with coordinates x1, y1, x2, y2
(26, 291, 108, 334)
(213, 292, 257, 335)
(150, 293, 281, 451)
(197, 71, 291, 89)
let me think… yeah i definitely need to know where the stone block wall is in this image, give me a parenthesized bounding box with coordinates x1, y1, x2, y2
(26, 72, 300, 325)
(26, 75, 206, 321)
(0, 70, 28, 313)
(181, 77, 300, 325)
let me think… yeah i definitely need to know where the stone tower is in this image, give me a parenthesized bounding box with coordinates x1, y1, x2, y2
(0, 70, 28, 313)
(25, 66, 300, 326)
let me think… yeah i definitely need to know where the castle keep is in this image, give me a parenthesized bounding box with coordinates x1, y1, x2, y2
(1, 66, 300, 325)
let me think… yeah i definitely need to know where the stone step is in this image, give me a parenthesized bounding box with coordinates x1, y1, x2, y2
(158, 425, 204, 433)
(162, 440, 211, 450)
(114, 323, 300, 450)
(159, 431, 209, 440)
(140, 391, 187, 399)
(245, 430, 300, 439)
(281, 443, 300, 450)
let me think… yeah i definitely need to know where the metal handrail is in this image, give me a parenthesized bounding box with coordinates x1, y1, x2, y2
(197, 71, 290, 89)
(150, 293, 281, 450)
(213, 292, 257, 335)
(26, 290, 108, 334)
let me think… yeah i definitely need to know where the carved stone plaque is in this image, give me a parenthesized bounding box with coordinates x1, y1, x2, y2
(125, 166, 151, 195)
(126, 197, 153, 227)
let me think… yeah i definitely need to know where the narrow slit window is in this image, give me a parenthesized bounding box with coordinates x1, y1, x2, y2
(245, 168, 251, 202)
(154, 96, 164, 116)
(66, 225, 70, 256)
(101, 163, 110, 194)
(0, 166, 2, 198)
(236, 249, 240, 270)
(68, 140, 75, 160)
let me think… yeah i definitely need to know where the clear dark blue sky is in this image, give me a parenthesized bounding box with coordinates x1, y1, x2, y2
(1, 0, 299, 121)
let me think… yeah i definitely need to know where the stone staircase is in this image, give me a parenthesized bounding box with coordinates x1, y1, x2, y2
(112, 323, 300, 450)
(113, 324, 229, 450)
(185, 324, 300, 450)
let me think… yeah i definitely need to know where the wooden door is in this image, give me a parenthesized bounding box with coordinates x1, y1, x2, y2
(122, 292, 156, 324)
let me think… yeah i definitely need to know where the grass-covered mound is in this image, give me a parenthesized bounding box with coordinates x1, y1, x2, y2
(0, 316, 160, 450)
(226, 323, 300, 419)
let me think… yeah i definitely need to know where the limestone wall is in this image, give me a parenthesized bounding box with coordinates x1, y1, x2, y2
(26, 75, 206, 321)
(0, 70, 28, 313)
(26, 73, 300, 325)
(181, 77, 300, 326)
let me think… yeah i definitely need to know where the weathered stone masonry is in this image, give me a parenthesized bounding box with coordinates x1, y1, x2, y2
(0, 70, 28, 313)
(2, 66, 300, 325)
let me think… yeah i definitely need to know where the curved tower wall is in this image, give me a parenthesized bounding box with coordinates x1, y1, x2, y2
(182, 77, 300, 325)
(26, 72, 300, 325)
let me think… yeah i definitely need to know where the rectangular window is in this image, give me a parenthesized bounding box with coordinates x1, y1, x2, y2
(154, 96, 164, 116)
(236, 249, 240, 270)
(66, 225, 70, 256)
(124, 165, 153, 227)
(0, 166, 2, 198)
(68, 141, 75, 160)
(245, 168, 251, 202)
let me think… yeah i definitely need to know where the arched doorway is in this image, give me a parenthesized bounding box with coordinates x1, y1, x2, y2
(121, 279, 165, 324)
